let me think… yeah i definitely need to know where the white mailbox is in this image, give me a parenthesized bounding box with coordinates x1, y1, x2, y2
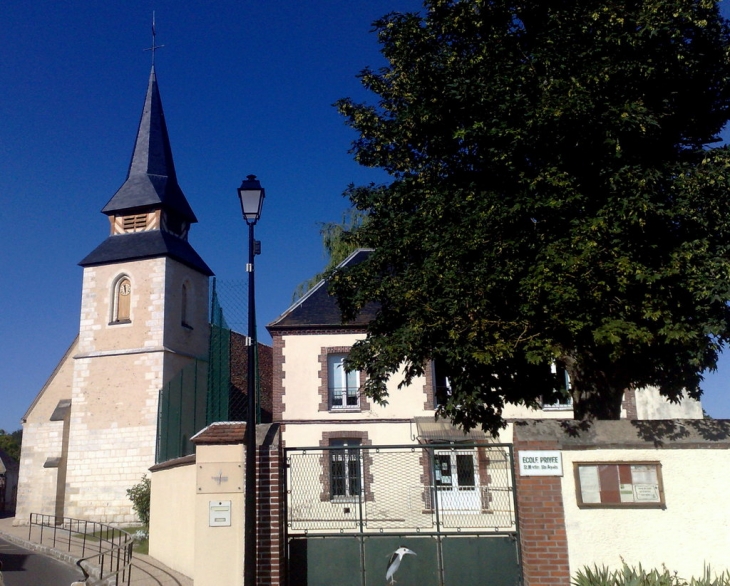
(209, 500, 232, 527)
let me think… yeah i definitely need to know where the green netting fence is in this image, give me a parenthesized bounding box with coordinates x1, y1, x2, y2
(155, 278, 250, 463)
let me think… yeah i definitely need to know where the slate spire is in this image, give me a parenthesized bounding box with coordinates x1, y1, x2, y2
(101, 66, 197, 222)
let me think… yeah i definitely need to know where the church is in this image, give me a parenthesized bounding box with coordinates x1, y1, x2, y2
(15, 65, 213, 524)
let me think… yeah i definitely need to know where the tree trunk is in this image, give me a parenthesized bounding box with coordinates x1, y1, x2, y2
(572, 385, 624, 420)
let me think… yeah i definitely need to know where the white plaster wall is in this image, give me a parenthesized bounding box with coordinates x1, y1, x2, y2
(282, 422, 416, 448)
(282, 333, 430, 420)
(194, 444, 245, 586)
(504, 403, 574, 420)
(149, 462, 196, 579)
(561, 448, 730, 579)
(635, 387, 704, 420)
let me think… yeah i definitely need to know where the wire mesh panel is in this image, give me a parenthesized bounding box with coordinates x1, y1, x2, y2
(286, 444, 516, 535)
(156, 359, 208, 463)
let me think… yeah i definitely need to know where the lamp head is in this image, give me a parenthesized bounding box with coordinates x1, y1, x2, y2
(237, 174, 265, 225)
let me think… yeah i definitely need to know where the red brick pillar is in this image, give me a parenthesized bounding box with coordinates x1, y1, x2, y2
(256, 436, 286, 584)
(513, 438, 571, 585)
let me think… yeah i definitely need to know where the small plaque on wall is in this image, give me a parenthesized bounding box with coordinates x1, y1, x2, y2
(519, 450, 563, 476)
(197, 463, 244, 494)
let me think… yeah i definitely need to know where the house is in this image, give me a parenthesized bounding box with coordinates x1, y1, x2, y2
(149, 248, 714, 586)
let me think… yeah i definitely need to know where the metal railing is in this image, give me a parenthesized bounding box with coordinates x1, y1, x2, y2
(28, 513, 134, 585)
(285, 442, 517, 536)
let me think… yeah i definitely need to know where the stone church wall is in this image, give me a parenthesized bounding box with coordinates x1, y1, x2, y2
(14, 338, 77, 524)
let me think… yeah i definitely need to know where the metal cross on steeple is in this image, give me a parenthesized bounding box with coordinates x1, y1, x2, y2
(144, 11, 165, 65)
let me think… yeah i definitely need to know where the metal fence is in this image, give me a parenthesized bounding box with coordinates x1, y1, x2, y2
(156, 278, 250, 463)
(285, 443, 517, 536)
(28, 513, 134, 585)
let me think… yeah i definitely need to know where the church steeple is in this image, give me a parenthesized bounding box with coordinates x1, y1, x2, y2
(80, 67, 212, 276)
(102, 66, 196, 229)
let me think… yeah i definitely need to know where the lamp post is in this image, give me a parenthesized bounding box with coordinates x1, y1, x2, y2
(237, 174, 265, 586)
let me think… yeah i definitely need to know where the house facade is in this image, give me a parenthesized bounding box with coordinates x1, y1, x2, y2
(148, 249, 720, 586)
(262, 248, 704, 585)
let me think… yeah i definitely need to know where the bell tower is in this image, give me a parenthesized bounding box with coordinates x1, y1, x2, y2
(62, 66, 212, 523)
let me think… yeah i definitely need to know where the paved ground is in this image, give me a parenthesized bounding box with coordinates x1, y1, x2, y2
(0, 515, 193, 586)
(0, 535, 86, 585)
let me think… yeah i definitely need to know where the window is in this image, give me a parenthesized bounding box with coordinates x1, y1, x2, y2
(542, 362, 573, 410)
(111, 276, 131, 323)
(328, 353, 360, 410)
(329, 439, 361, 499)
(433, 361, 452, 409)
(575, 462, 665, 508)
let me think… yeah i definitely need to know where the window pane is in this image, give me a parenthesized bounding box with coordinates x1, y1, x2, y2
(345, 368, 359, 390)
(328, 355, 346, 388)
(331, 458, 346, 496)
(456, 454, 476, 488)
(348, 454, 361, 495)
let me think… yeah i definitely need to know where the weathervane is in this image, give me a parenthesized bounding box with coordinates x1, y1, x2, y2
(144, 11, 165, 65)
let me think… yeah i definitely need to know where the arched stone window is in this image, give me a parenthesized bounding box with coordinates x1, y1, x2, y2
(112, 276, 132, 323)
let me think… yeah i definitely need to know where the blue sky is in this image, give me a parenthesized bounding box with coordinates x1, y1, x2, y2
(1, 0, 729, 432)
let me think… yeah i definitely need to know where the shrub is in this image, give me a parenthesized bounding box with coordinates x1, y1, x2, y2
(572, 563, 730, 586)
(126, 475, 151, 526)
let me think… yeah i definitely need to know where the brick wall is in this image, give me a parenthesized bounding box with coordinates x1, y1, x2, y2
(513, 439, 570, 586)
(256, 442, 285, 585)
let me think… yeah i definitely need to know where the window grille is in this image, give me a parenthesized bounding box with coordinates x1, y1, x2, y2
(329, 439, 362, 499)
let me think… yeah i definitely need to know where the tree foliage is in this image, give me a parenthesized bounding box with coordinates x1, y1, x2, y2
(0, 429, 22, 462)
(330, 0, 730, 432)
(292, 207, 367, 301)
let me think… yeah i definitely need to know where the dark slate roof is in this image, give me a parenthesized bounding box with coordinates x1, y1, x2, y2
(79, 230, 213, 276)
(101, 66, 197, 222)
(267, 249, 379, 331)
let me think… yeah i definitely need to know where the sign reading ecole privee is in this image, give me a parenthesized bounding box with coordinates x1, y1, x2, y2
(518, 450, 563, 476)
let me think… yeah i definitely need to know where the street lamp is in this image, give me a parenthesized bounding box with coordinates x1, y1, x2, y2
(237, 174, 265, 586)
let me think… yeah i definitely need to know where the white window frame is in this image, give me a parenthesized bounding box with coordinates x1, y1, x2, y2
(328, 353, 360, 410)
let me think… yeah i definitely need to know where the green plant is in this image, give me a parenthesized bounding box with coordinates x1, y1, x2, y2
(126, 475, 151, 526)
(573, 562, 730, 586)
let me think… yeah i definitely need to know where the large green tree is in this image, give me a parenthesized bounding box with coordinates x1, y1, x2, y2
(330, 0, 730, 433)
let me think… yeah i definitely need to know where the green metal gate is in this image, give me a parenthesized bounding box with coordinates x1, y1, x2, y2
(285, 443, 522, 585)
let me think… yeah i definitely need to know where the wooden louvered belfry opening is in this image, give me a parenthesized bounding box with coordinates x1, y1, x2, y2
(122, 214, 148, 232)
